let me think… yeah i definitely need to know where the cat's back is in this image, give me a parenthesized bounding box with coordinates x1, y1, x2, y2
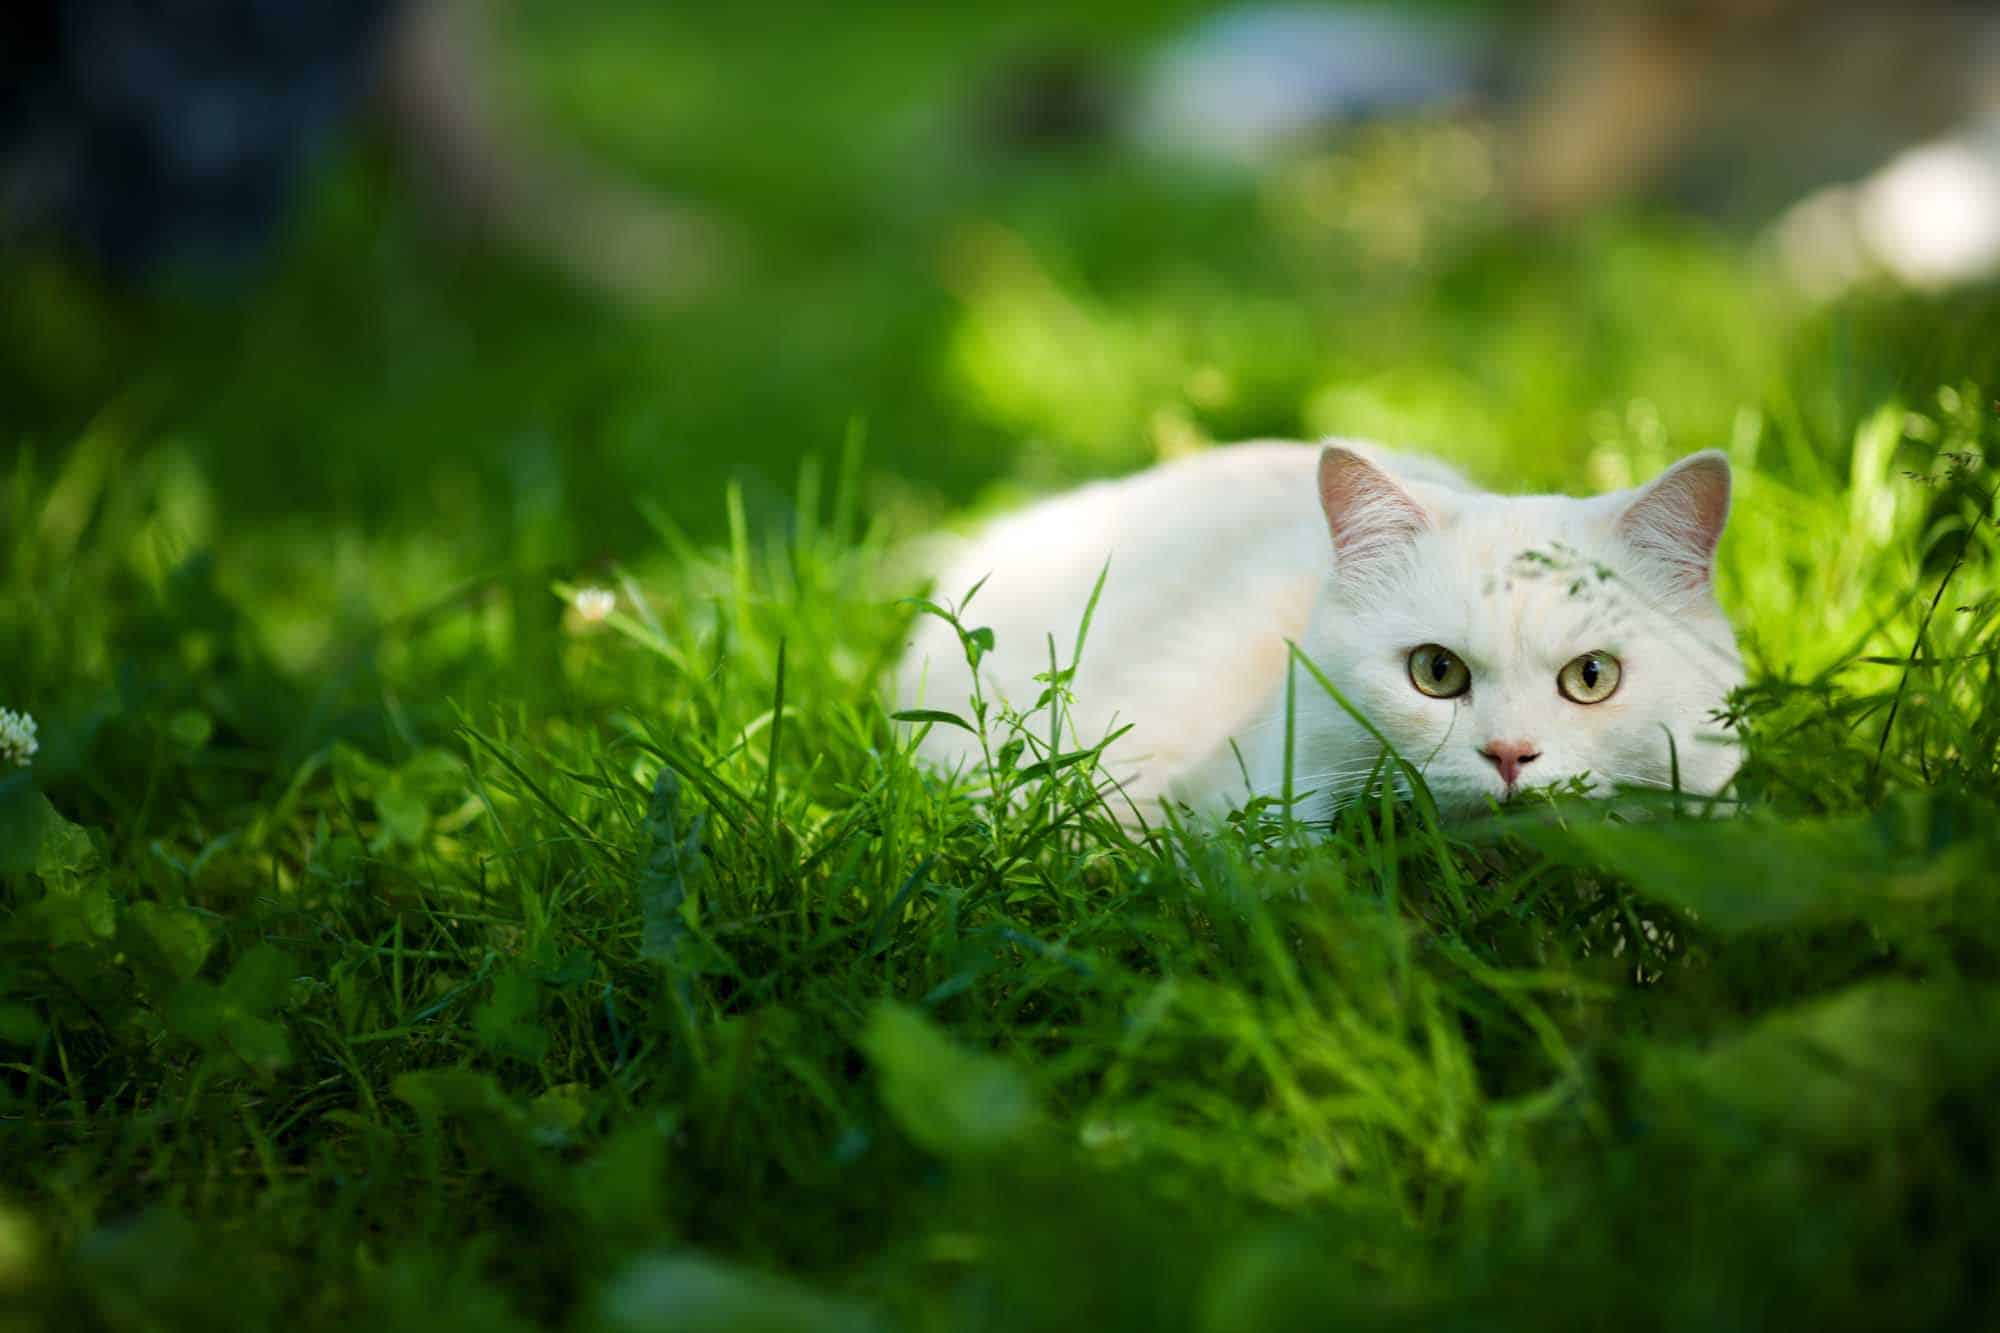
(910, 440, 1465, 611)
(903, 444, 1325, 691)
(965, 441, 1323, 574)
(896, 441, 1471, 798)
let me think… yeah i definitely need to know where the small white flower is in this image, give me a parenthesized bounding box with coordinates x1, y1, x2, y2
(0, 709, 38, 769)
(573, 586, 617, 624)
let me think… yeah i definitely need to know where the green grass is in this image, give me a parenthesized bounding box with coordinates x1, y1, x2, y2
(5, 4, 2000, 1329)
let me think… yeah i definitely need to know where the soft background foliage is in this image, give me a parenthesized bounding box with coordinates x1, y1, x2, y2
(3, 2, 1999, 1330)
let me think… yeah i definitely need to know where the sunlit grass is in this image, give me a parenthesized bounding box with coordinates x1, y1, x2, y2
(4, 363, 1996, 1328)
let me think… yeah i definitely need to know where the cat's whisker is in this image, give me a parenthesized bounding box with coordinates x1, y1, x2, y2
(1583, 769, 1678, 792)
(1245, 763, 1414, 803)
(1255, 762, 1406, 789)
(1274, 760, 1402, 779)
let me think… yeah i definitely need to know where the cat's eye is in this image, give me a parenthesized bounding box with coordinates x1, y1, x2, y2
(1558, 651, 1622, 704)
(1408, 644, 1471, 699)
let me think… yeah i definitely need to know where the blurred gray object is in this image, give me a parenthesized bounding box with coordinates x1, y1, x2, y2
(0, 0, 719, 300)
(1129, 5, 1500, 162)
(0, 0, 397, 274)
(1776, 113, 2000, 296)
(1512, 0, 2000, 219)
(1130, 0, 2000, 249)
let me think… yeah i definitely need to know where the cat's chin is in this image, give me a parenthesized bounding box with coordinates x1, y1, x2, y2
(1419, 775, 1727, 823)
(1457, 782, 1739, 825)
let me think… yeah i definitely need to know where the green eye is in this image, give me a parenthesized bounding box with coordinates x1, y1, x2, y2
(1558, 651, 1622, 704)
(1408, 644, 1471, 699)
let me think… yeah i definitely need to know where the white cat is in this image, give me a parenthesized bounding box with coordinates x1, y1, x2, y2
(897, 441, 1745, 822)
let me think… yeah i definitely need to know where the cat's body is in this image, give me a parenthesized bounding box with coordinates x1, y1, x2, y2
(897, 441, 1745, 821)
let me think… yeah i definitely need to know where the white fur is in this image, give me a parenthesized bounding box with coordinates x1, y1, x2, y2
(897, 441, 1745, 821)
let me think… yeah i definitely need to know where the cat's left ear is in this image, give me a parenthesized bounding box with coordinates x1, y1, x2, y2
(1317, 445, 1431, 577)
(1615, 450, 1732, 589)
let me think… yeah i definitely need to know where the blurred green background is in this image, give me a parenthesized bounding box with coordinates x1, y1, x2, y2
(8, 0, 1995, 622)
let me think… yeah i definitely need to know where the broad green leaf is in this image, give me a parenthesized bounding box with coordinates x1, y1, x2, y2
(1015, 748, 1100, 784)
(472, 972, 550, 1066)
(332, 745, 464, 850)
(899, 596, 957, 624)
(0, 1001, 45, 1048)
(161, 945, 298, 1075)
(218, 1013, 292, 1076)
(888, 708, 976, 734)
(0, 1196, 39, 1289)
(529, 1083, 592, 1147)
(36, 879, 117, 946)
(1643, 981, 1995, 1144)
(0, 774, 57, 875)
(573, 1123, 671, 1235)
(1507, 796, 1993, 931)
(123, 902, 213, 983)
(638, 768, 702, 970)
(165, 708, 213, 750)
(373, 774, 434, 848)
(34, 812, 95, 879)
(221, 944, 299, 1012)
(394, 1068, 511, 1120)
(163, 982, 292, 1076)
(540, 946, 596, 991)
(596, 1253, 879, 1333)
(862, 1003, 1038, 1158)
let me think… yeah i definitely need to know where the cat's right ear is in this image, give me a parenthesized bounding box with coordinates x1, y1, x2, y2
(1615, 449, 1732, 592)
(1317, 445, 1430, 575)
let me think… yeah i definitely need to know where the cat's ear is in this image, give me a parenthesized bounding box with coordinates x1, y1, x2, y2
(1317, 445, 1431, 574)
(1616, 450, 1732, 589)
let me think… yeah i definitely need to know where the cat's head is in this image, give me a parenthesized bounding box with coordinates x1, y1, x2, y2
(1301, 444, 1745, 817)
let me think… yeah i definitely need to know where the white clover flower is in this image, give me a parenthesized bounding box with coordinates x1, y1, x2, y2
(573, 586, 617, 624)
(0, 709, 38, 769)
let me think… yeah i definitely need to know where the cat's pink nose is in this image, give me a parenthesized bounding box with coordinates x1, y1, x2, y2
(1479, 741, 1541, 787)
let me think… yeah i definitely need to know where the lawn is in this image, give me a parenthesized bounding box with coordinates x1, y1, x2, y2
(3, 3, 1999, 1330)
